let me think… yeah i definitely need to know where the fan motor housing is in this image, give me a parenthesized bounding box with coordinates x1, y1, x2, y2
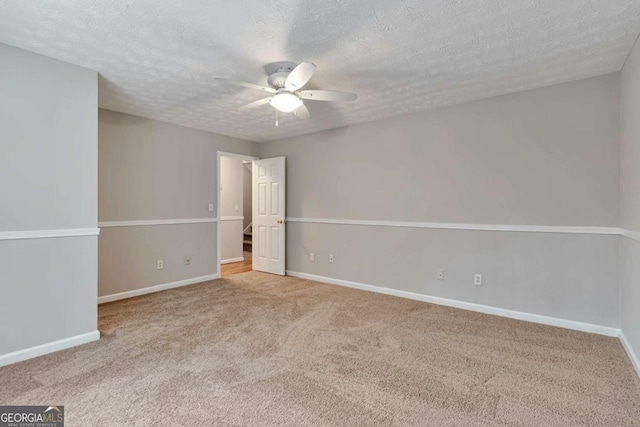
(268, 67, 293, 89)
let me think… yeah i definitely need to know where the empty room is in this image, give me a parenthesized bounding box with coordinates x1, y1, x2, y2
(1, 1, 640, 425)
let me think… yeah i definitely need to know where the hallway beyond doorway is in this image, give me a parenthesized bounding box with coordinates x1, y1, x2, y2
(221, 251, 252, 277)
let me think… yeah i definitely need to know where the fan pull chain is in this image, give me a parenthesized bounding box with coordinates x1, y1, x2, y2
(275, 109, 279, 127)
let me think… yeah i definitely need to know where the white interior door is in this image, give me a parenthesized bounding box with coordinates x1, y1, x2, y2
(252, 157, 286, 275)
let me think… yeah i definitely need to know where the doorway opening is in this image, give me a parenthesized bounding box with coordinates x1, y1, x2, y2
(217, 152, 257, 277)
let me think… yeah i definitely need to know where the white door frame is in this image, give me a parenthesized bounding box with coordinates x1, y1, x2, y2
(216, 151, 259, 275)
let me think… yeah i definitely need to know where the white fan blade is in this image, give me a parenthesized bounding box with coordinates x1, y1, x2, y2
(298, 90, 357, 102)
(295, 103, 310, 120)
(238, 97, 272, 111)
(215, 77, 276, 93)
(285, 62, 316, 91)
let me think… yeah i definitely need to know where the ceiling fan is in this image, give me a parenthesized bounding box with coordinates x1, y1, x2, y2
(215, 62, 357, 121)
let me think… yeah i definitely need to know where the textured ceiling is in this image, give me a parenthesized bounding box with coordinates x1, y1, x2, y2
(1, 0, 639, 142)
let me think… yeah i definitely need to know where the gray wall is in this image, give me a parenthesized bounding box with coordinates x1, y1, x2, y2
(286, 224, 620, 326)
(620, 36, 640, 361)
(0, 43, 98, 354)
(260, 74, 621, 327)
(220, 156, 244, 261)
(0, 45, 97, 230)
(98, 223, 216, 295)
(98, 109, 258, 297)
(262, 74, 619, 226)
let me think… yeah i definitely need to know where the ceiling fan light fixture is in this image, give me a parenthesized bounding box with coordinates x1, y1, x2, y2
(221, 62, 357, 120)
(269, 92, 303, 113)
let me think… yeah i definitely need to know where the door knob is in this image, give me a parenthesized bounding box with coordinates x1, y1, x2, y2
(277, 219, 285, 224)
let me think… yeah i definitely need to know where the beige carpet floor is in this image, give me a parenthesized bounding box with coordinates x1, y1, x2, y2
(1, 271, 639, 426)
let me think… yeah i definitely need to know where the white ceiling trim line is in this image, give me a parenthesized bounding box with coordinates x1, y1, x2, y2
(0, 228, 100, 241)
(99, 218, 217, 227)
(286, 218, 621, 236)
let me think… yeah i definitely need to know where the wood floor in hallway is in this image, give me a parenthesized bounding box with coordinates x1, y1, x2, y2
(221, 252, 252, 277)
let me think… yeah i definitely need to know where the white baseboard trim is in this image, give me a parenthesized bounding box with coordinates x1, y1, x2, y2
(0, 331, 100, 367)
(98, 274, 219, 304)
(0, 228, 100, 241)
(221, 257, 244, 265)
(286, 270, 620, 337)
(619, 332, 640, 378)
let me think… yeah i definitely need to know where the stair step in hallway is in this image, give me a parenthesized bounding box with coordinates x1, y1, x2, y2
(243, 227, 252, 252)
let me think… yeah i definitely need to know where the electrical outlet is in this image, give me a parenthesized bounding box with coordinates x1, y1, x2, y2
(185, 257, 191, 266)
(309, 253, 315, 262)
(234, 204, 239, 212)
(437, 270, 445, 280)
(208, 203, 214, 212)
(329, 254, 334, 263)
(474, 274, 482, 286)
(157, 260, 164, 270)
